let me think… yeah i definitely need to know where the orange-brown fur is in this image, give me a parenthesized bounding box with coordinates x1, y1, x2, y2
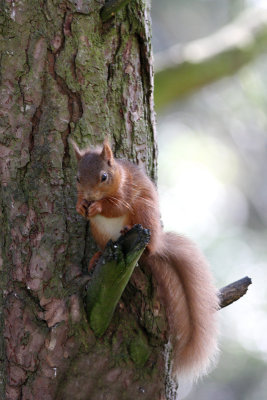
(72, 139, 219, 382)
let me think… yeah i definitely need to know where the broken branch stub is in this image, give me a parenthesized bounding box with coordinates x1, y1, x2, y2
(219, 276, 252, 308)
(85, 224, 150, 337)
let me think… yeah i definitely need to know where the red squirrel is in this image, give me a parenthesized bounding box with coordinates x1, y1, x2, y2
(71, 138, 219, 382)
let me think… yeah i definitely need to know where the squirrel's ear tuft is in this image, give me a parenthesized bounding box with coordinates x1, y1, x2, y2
(101, 138, 114, 166)
(70, 139, 83, 161)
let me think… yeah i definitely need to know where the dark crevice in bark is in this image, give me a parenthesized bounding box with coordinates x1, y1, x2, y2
(30, 105, 42, 154)
(17, 36, 46, 185)
(17, 103, 44, 194)
(17, 93, 45, 185)
(106, 23, 122, 87)
(106, 22, 123, 155)
(113, 133, 121, 157)
(18, 388, 23, 400)
(70, 51, 78, 82)
(17, 35, 31, 112)
(25, 35, 31, 73)
(63, 12, 73, 37)
(115, 23, 123, 58)
(135, 31, 157, 181)
(135, 33, 150, 124)
(18, 76, 25, 111)
(47, 11, 84, 280)
(47, 51, 83, 126)
(13, 284, 45, 316)
(107, 62, 112, 82)
(81, 221, 90, 272)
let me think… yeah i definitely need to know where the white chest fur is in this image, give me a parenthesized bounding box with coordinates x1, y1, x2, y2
(90, 214, 127, 241)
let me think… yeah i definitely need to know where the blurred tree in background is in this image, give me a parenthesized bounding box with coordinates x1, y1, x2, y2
(152, 0, 267, 399)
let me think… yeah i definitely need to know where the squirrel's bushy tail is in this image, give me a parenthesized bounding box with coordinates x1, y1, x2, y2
(146, 232, 219, 382)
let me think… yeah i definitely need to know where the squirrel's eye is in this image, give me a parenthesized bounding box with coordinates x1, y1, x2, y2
(101, 172, 108, 182)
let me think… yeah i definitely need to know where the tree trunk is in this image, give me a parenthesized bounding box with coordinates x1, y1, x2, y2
(0, 1, 170, 399)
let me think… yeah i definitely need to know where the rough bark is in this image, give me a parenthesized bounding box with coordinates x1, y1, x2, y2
(0, 1, 166, 399)
(101, 0, 132, 22)
(0, 1, 252, 399)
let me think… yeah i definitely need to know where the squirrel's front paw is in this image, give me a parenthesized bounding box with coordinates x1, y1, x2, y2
(88, 201, 102, 217)
(76, 199, 91, 218)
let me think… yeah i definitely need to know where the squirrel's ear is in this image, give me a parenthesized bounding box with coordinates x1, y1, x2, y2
(70, 139, 83, 161)
(101, 139, 114, 166)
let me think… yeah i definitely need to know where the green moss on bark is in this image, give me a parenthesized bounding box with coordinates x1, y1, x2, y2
(0, 0, 164, 398)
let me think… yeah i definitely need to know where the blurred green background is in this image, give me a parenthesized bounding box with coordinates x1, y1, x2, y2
(152, 0, 267, 398)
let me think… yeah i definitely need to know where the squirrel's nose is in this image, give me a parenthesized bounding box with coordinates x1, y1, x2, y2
(84, 190, 101, 202)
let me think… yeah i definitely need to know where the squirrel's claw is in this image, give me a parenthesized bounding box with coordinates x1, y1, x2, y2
(76, 199, 91, 218)
(88, 201, 102, 218)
